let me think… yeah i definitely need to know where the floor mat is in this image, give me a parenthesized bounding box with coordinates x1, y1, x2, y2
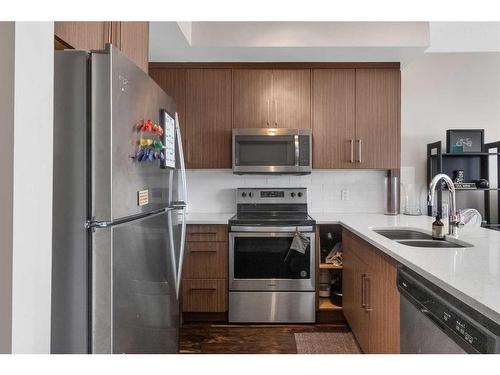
(294, 332, 361, 354)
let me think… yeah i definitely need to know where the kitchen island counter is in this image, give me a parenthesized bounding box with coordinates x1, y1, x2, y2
(312, 212, 500, 325)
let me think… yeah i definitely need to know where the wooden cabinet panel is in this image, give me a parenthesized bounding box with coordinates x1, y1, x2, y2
(342, 228, 400, 353)
(272, 70, 311, 128)
(149, 68, 187, 149)
(312, 69, 356, 168)
(182, 279, 227, 312)
(185, 69, 232, 168)
(186, 224, 228, 242)
(355, 68, 401, 169)
(117, 22, 149, 73)
(55, 22, 110, 50)
(183, 242, 228, 279)
(367, 252, 400, 353)
(343, 230, 370, 352)
(55, 22, 149, 73)
(232, 69, 273, 128)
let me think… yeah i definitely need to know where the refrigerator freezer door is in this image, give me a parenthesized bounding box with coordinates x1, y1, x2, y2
(92, 210, 179, 354)
(52, 50, 90, 353)
(91, 46, 177, 221)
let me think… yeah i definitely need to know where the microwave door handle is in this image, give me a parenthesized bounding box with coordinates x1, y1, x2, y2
(294, 135, 300, 167)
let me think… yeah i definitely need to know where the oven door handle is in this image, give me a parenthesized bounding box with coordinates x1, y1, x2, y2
(230, 225, 314, 232)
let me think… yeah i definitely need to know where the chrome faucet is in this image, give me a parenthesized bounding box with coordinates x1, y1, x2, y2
(428, 173, 461, 238)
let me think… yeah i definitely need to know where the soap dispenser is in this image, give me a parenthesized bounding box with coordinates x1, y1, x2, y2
(432, 214, 445, 240)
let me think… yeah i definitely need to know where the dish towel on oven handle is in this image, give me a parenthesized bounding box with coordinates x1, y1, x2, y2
(284, 228, 310, 262)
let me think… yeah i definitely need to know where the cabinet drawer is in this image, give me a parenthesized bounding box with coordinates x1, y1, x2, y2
(182, 279, 227, 312)
(183, 242, 228, 279)
(187, 224, 227, 242)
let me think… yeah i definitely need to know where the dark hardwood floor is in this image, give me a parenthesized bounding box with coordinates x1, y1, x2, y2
(180, 323, 351, 354)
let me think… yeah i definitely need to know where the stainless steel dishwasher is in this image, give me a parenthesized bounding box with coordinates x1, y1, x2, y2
(397, 267, 500, 354)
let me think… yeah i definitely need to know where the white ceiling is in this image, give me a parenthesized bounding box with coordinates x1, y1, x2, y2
(149, 22, 500, 65)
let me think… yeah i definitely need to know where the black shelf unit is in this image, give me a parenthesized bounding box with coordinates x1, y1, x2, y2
(427, 140, 500, 229)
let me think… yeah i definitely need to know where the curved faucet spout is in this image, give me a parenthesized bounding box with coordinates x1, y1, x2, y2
(428, 173, 459, 237)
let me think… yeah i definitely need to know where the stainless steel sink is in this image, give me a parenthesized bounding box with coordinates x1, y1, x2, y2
(396, 240, 470, 248)
(372, 227, 474, 249)
(373, 229, 433, 241)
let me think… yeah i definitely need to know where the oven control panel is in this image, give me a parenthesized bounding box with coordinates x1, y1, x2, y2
(236, 188, 307, 204)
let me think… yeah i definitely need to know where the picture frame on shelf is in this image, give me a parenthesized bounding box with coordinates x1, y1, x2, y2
(446, 129, 484, 153)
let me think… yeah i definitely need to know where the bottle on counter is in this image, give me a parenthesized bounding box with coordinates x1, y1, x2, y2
(432, 214, 445, 240)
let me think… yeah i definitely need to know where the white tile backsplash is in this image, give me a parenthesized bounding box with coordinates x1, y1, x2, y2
(185, 169, 387, 214)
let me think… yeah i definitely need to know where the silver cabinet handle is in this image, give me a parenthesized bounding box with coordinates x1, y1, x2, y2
(349, 139, 354, 163)
(361, 273, 366, 308)
(274, 99, 278, 127)
(357, 139, 362, 163)
(365, 275, 373, 312)
(266, 99, 270, 127)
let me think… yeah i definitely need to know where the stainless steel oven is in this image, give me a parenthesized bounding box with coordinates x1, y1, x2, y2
(232, 128, 312, 174)
(228, 188, 316, 323)
(229, 229, 315, 292)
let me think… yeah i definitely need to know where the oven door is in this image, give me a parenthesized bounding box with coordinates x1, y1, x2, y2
(229, 232, 315, 291)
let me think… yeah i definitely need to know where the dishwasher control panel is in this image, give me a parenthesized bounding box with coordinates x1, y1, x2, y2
(397, 268, 500, 353)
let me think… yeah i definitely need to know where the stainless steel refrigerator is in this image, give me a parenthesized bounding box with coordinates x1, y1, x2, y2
(51, 45, 187, 354)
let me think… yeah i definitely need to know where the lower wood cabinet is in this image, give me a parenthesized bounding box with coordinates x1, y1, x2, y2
(342, 229, 400, 353)
(182, 279, 227, 313)
(182, 225, 228, 316)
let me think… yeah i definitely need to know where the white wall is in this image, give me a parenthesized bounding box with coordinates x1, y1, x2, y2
(186, 170, 387, 214)
(0, 22, 54, 354)
(401, 52, 500, 188)
(0, 21, 15, 354)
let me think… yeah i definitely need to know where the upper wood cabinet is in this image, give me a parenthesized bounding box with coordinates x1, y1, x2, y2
(232, 69, 311, 128)
(185, 69, 232, 169)
(232, 70, 273, 128)
(342, 229, 400, 354)
(272, 70, 311, 128)
(312, 69, 356, 168)
(312, 68, 400, 169)
(115, 22, 149, 73)
(355, 68, 400, 169)
(149, 68, 187, 151)
(147, 63, 400, 170)
(54, 21, 149, 73)
(55, 22, 110, 51)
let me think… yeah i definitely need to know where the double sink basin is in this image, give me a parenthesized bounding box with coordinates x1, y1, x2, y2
(373, 228, 473, 248)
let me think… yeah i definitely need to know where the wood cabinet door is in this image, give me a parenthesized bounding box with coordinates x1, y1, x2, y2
(54, 22, 110, 50)
(117, 22, 149, 73)
(182, 279, 227, 312)
(272, 70, 311, 128)
(355, 68, 400, 169)
(312, 69, 356, 168)
(343, 231, 370, 352)
(185, 69, 232, 168)
(149, 68, 187, 152)
(232, 69, 273, 128)
(367, 251, 400, 353)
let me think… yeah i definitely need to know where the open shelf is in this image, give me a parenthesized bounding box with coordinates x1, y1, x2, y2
(318, 297, 342, 311)
(319, 263, 343, 270)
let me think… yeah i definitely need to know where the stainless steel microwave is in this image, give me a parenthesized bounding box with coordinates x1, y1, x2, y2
(232, 128, 312, 174)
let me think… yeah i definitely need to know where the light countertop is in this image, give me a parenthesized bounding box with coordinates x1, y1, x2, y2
(186, 211, 500, 324)
(185, 212, 234, 224)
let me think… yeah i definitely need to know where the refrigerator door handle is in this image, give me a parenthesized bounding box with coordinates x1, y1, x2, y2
(175, 112, 188, 205)
(175, 207, 187, 299)
(167, 208, 179, 298)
